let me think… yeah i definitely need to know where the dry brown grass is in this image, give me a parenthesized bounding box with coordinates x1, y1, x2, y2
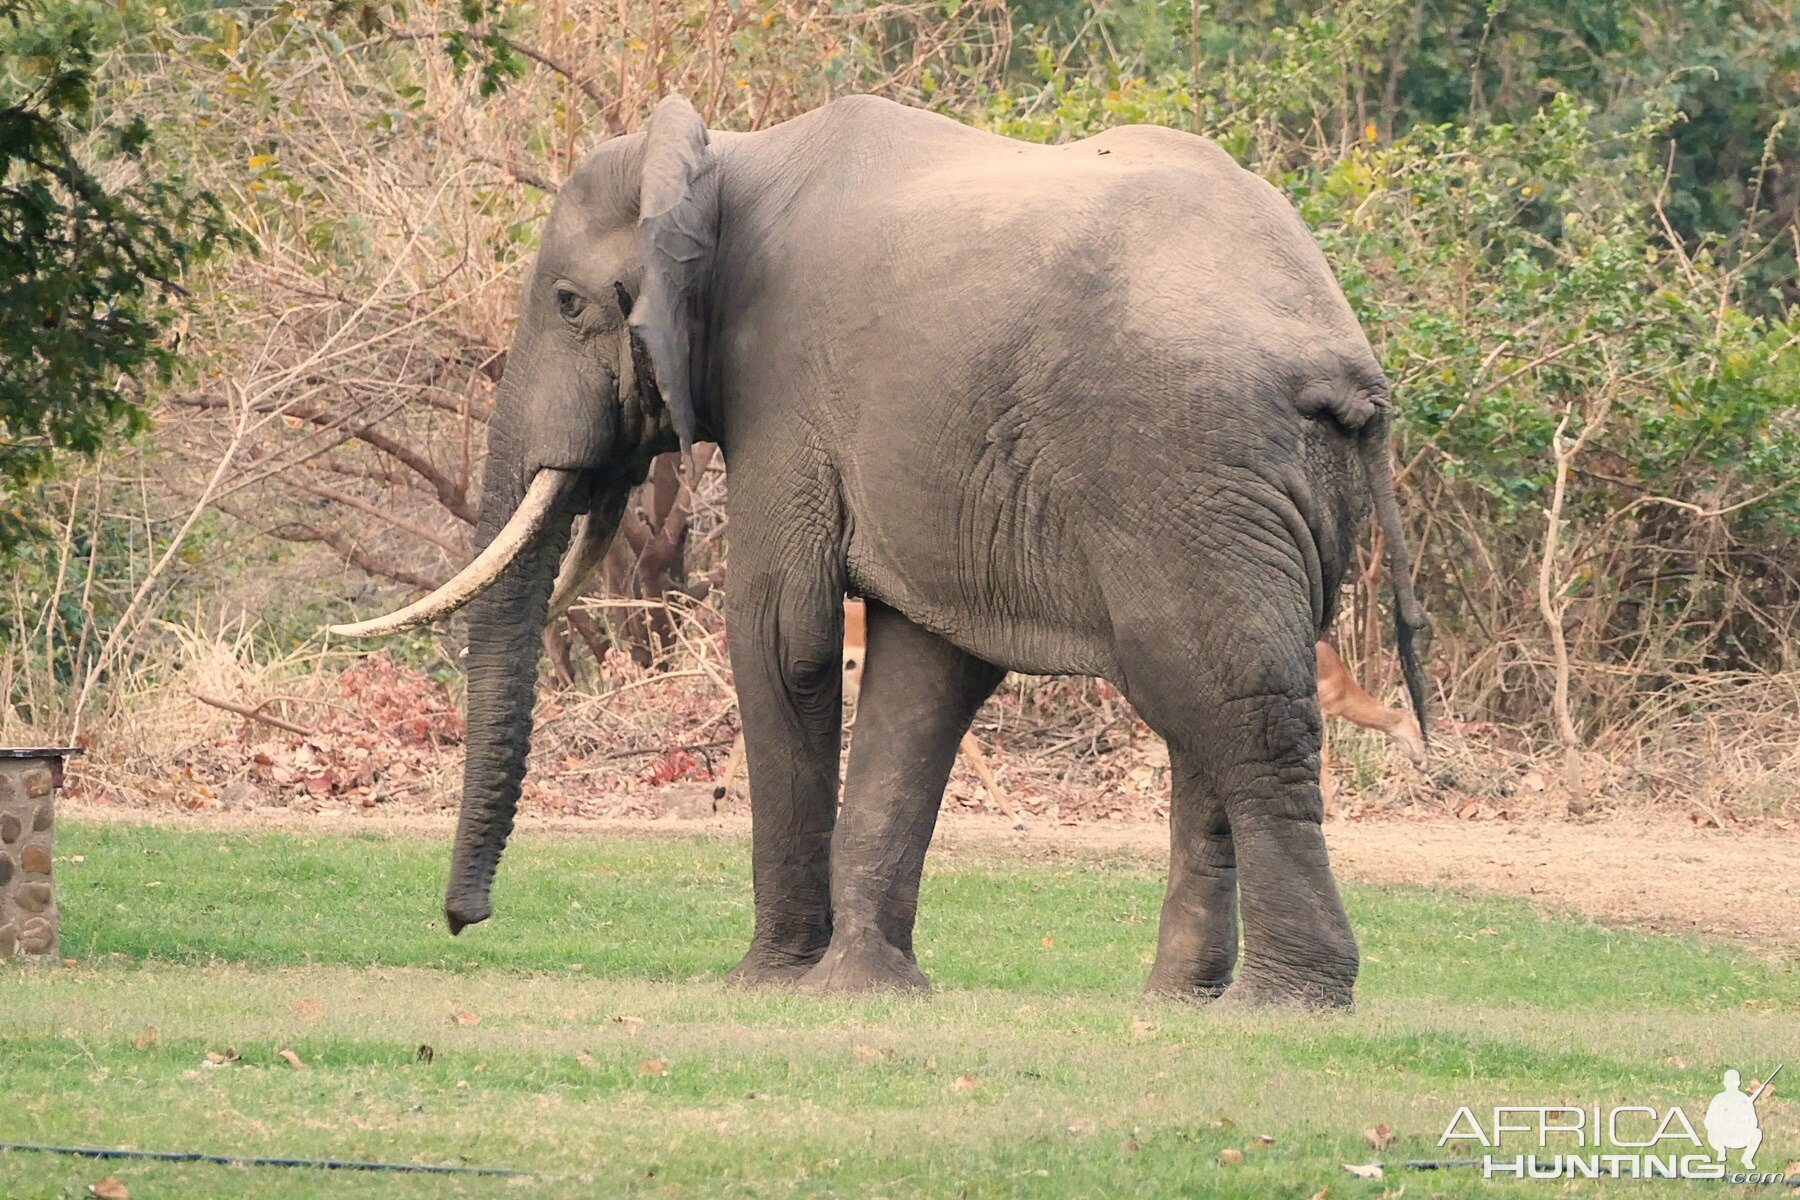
(7, 0, 1796, 831)
(43, 589, 1798, 831)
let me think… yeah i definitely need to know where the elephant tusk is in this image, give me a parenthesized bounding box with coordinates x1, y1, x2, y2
(547, 510, 613, 620)
(327, 469, 576, 638)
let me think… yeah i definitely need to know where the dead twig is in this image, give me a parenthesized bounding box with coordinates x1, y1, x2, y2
(193, 693, 317, 738)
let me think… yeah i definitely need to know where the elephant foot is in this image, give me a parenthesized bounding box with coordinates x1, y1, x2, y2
(1216, 970, 1354, 1010)
(723, 936, 828, 988)
(797, 934, 930, 995)
(1142, 969, 1232, 1003)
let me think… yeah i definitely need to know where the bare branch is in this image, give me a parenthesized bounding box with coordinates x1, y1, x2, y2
(285, 474, 465, 555)
(175, 392, 477, 524)
(213, 496, 448, 593)
(194, 692, 316, 737)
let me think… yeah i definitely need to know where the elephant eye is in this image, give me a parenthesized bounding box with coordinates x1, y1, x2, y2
(554, 287, 586, 324)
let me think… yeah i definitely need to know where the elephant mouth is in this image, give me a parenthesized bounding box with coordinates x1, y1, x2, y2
(328, 467, 580, 638)
(546, 508, 613, 620)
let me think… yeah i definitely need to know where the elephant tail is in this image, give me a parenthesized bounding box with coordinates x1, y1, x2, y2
(1358, 411, 1431, 751)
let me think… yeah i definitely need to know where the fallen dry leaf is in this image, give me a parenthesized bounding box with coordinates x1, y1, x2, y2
(1129, 1019, 1155, 1040)
(1783, 1160, 1799, 1179)
(1121, 1140, 1140, 1155)
(88, 1177, 129, 1200)
(1067, 1118, 1098, 1137)
(1664, 1055, 1688, 1068)
(1456, 801, 1482, 821)
(278, 1048, 306, 1070)
(1342, 1162, 1384, 1179)
(1217, 1148, 1244, 1165)
(292, 998, 323, 1021)
(1519, 769, 1547, 792)
(131, 1025, 158, 1051)
(1364, 1124, 1394, 1151)
(853, 1045, 893, 1067)
(1310, 1190, 1330, 1200)
(637, 1058, 668, 1077)
(453, 1010, 480, 1026)
(950, 1075, 979, 1093)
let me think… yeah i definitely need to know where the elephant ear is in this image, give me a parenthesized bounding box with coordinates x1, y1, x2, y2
(629, 95, 718, 455)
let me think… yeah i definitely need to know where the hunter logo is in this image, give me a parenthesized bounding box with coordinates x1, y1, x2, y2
(1704, 1068, 1768, 1168)
(1439, 1064, 1784, 1182)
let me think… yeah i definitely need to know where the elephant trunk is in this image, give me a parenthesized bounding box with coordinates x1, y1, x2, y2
(443, 438, 592, 934)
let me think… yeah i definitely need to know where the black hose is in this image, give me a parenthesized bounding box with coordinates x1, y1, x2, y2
(0, 1142, 524, 1177)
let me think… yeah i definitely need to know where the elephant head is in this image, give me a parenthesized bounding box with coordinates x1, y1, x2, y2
(328, 96, 720, 932)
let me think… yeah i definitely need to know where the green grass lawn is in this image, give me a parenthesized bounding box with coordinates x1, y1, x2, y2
(2, 822, 1796, 1198)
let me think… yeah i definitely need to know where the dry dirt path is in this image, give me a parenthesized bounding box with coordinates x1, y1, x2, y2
(1326, 819, 1799, 955)
(63, 797, 1800, 955)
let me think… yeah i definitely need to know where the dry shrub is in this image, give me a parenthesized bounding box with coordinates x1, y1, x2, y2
(60, 614, 348, 807)
(1322, 669, 1800, 828)
(20, 0, 1797, 827)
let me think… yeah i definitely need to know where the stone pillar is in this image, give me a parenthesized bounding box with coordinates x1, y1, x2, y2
(0, 749, 78, 965)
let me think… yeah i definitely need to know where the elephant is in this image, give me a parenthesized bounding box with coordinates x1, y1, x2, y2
(330, 92, 1429, 1008)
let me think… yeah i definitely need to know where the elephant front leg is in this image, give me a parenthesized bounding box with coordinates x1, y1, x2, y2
(800, 602, 1003, 994)
(721, 557, 845, 986)
(1144, 746, 1238, 998)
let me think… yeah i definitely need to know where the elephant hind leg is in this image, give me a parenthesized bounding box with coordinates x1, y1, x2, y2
(1144, 744, 1238, 999)
(1124, 621, 1356, 1008)
(799, 600, 1004, 995)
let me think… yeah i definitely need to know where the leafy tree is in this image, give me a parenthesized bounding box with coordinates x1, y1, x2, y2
(1010, 0, 1800, 308)
(0, 0, 235, 557)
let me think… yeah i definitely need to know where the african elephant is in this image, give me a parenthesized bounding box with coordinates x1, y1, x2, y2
(331, 93, 1429, 1008)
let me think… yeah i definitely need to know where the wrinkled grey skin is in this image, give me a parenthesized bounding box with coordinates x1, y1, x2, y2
(440, 93, 1427, 1008)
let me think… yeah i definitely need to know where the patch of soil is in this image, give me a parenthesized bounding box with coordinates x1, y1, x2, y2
(1324, 819, 1800, 955)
